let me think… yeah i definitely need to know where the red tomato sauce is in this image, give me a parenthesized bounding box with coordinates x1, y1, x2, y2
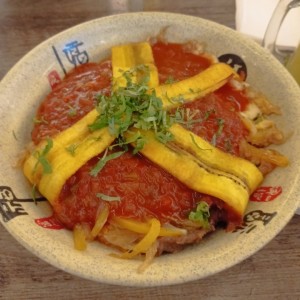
(152, 42, 212, 83)
(179, 90, 249, 155)
(215, 83, 250, 112)
(32, 61, 112, 145)
(32, 42, 249, 229)
(56, 152, 204, 229)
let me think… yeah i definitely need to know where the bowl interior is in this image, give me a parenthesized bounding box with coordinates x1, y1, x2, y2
(0, 12, 300, 286)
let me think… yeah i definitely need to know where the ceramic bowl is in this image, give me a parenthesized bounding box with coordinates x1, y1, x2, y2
(0, 12, 299, 286)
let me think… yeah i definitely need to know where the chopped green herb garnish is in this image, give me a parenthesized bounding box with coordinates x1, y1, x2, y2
(89, 66, 176, 152)
(33, 138, 53, 174)
(188, 201, 210, 229)
(67, 104, 77, 117)
(96, 193, 121, 202)
(216, 118, 225, 135)
(12, 130, 18, 141)
(224, 138, 233, 153)
(88, 65, 217, 174)
(65, 143, 78, 156)
(109, 131, 145, 154)
(211, 134, 217, 147)
(169, 108, 203, 130)
(184, 108, 202, 128)
(164, 75, 178, 84)
(33, 116, 48, 124)
(204, 109, 215, 120)
(169, 94, 185, 105)
(190, 134, 211, 151)
(90, 149, 125, 177)
(211, 118, 225, 146)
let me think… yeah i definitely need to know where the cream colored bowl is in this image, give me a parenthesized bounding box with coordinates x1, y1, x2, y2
(0, 12, 299, 286)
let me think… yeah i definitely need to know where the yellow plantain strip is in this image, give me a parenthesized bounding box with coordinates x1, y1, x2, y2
(112, 42, 159, 89)
(49, 109, 100, 148)
(23, 110, 115, 204)
(125, 128, 263, 218)
(155, 63, 235, 109)
(168, 124, 263, 193)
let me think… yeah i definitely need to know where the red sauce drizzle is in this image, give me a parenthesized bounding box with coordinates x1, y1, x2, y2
(32, 42, 250, 229)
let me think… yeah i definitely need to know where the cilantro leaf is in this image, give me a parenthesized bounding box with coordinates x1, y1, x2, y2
(188, 201, 210, 229)
(89, 65, 176, 156)
(65, 143, 78, 156)
(33, 138, 53, 174)
(90, 150, 125, 177)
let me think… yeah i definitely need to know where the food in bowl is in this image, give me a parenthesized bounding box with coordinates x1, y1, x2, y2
(21, 36, 289, 271)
